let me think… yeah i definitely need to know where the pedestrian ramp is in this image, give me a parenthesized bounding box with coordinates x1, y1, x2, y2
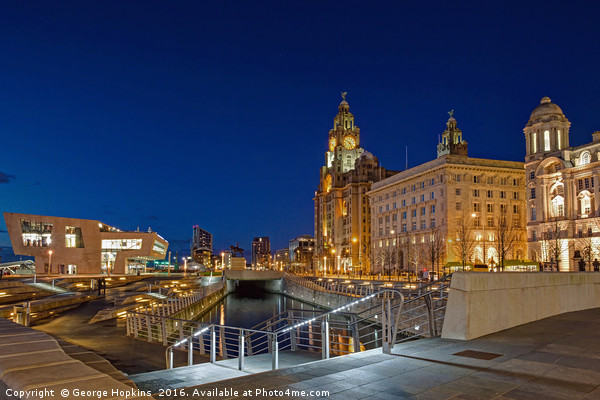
(129, 351, 321, 394)
(27, 281, 70, 294)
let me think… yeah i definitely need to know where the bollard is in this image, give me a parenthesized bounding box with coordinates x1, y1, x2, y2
(188, 337, 194, 366)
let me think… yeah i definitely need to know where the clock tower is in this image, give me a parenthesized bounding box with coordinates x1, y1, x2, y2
(314, 93, 398, 276)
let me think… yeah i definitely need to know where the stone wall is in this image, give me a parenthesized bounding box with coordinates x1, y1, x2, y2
(441, 272, 600, 340)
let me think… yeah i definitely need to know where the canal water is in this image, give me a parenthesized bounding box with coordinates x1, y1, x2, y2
(195, 282, 322, 329)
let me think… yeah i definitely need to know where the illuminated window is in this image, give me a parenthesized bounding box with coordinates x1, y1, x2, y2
(20, 219, 53, 247)
(557, 130, 561, 149)
(153, 240, 167, 254)
(544, 130, 550, 151)
(65, 226, 84, 248)
(581, 151, 591, 165)
(532, 132, 537, 153)
(101, 239, 142, 251)
(552, 196, 565, 217)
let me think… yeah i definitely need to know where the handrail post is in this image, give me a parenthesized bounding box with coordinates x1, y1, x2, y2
(271, 334, 278, 370)
(188, 337, 194, 366)
(210, 326, 216, 364)
(238, 329, 245, 371)
(167, 347, 173, 369)
(321, 316, 330, 359)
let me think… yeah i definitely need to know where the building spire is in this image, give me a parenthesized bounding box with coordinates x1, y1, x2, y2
(341, 91, 347, 101)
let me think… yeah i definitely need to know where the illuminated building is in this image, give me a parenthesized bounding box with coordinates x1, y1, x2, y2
(288, 235, 314, 272)
(191, 225, 212, 267)
(314, 94, 397, 275)
(3, 212, 168, 274)
(251, 236, 271, 268)
(525, 97, 600, 271)
(369, 113, 527, 274)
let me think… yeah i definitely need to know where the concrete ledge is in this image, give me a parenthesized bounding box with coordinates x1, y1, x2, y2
(0, 318, 155, 399)
(441, 272, 600, 340)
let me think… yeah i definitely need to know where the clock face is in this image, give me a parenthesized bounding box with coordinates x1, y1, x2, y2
(343, 135, 356, 150)
(329, 137, 337, 152)
(324, 174, 332, 193)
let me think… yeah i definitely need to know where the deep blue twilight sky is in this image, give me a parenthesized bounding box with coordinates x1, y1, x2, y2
(1, 1, 600, 259)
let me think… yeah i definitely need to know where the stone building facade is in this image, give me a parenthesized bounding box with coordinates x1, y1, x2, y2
(525, 97, 600, 271)
(314, 95, 397, 275)
(369, 115, 527, 275)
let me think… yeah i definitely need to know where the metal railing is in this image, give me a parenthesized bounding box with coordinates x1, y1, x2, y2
(128, 275, 451, 372)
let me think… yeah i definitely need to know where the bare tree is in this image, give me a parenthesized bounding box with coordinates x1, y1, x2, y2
(453, 213, 477, 270)
(575, 235, 594, 271)
(424, 229, 446, 278)
(379, 245, 396, 278)
(494, 215, 517, 271)
(541, 218, 569, 271)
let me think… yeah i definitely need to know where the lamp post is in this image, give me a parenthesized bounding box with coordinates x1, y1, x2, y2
(472, 212, 486, 267)
(183, 257, 187, 276)
(330, 248, 335, 275)
(351, 237, 358, 278)
(323, 256, 327, 277)
(48, 250, 53, 275)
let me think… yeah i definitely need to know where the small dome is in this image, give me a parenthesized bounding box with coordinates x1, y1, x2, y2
(529, 96, 564, 120)
(360, 151, 374, 159)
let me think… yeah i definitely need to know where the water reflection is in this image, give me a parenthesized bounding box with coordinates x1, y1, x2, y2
(196, 290, 320, 329)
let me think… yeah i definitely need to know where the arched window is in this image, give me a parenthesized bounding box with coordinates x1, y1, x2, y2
(581, 151, 591, 165)
(581, 196, 591, 215)
(552, 196, 564, 217)
(557, 130, 561, 149)
(544, 130, 551, 151)
(532, 132, 537, 153)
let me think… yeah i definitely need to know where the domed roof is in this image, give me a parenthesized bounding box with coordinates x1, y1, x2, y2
(530, 97, 564, 120)
(340, 99, 348, 106)
(360, 150, 374, 159)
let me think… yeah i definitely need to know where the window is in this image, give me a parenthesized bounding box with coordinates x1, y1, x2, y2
(513, 178, 518, 186)
(102, 239, 142, 251)
(402, 200, 406, 207)
(401, 223, 407, 232)
(487, 203, 493, 213)
(473, 189, 480, 197)
(530, 171, 535, 180)
(430, 204, 435, 214)
(421, 220, 426, 229)
(487, 177, 494, 185)
(581, 151, 591, 165)
(581, 195, 591, 215)
(412, 197, 416, 204)
(487, 217, 494, 228)
(531, 188, 536, 199)
(500, 191, 506, 199)
(532, 231, 537, 241)
(420, 194, 425, 202)
(513, 205, 520, 214)
(412, 222, 417, 231)
(473, 203, 480, 212)
(486, 190, 493, 198)
(431, 192, 435, 199)
(500, 204, 507, 214)
(402, 211, 407, 219)
(474, 175, 480, 183)
(473, 216, 481, 227)
(532, 132, 537, 153)
(552, 196, 565, 217)
(65, 226, 84, 248)
(456, 202, 462, 210)
(430, 219, 435, 228)
(393, 214, 398, 221)
(513, 192, 519, 200)
(421, 207, 426, 216)
(455, 188, 461, 195)
(412, 209, 417, 218)
(531, 206, 537, 221)
(544, 130, 550, 151)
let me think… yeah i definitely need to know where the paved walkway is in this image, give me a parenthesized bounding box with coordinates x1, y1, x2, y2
(131, 351, 321, 393)
(159, 307, 600, 399)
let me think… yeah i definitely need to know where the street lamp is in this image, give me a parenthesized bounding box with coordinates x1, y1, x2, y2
(48, 250, 53, 275)
(183, 257, 187, 276)
(323, 256, 327, 277)
(472, 212, 486, 268)
(330, 248, 335, 275)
